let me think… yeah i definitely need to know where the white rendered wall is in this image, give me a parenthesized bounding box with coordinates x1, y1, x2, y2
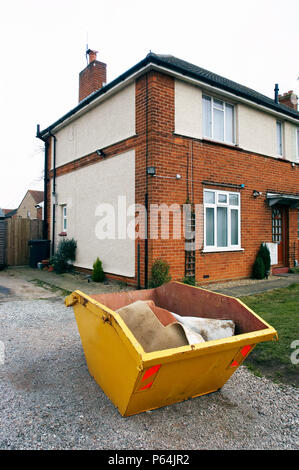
(175, 80, 202, 138)
(174, 78, 298, 161)
(54, 83, 135, 168)
(54, 150, 135, 277)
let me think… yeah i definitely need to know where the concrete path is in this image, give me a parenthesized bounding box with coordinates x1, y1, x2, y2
(203, 272, 299, 297)
(0, 266, 133, 299)
(1, 265, 298, 299)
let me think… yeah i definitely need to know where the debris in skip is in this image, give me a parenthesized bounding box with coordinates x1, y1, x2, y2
(116, 300, 235, 352)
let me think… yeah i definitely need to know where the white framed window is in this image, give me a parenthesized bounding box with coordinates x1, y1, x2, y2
(203, 189, 241, 252)
(62, 205, 67, 232)
(202, 95, 235, 144)
(276, 121, 283, 156)
(296, 129, 299, 162)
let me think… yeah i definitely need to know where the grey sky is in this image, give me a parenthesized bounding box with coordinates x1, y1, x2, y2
(0, 0, 298, 208)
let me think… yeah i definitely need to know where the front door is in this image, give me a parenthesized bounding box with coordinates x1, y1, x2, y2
(272, 206, 287, 266)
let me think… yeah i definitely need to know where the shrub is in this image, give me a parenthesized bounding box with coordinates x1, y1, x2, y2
(50, 238, 77, 274)
(149, 259, 171, 288)
(56, 238, 77, 262)
(258, 244, 271, 275)
(50, 253, 68, 274)
(92, 257, 105, 282)
(182, 275, 196, 286)
(253, 256, 266, 279)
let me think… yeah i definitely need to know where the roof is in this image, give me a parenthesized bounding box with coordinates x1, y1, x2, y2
(2, 208, 15, 215)
(28, 190, 44, 204)
(0, 208, 5, 218)
(39, 52, 299, 136)
(3, 209, 17, 218)
(267, 192, 299, 208)
(17, 190, 44, 211)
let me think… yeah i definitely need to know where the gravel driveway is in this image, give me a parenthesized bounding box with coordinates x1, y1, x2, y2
(0, 295, 298, 450)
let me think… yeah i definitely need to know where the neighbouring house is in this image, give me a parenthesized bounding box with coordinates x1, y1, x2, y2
(2, 209, 17, 218)
(16, 190, 44, 220)
(37, 50, 299, 287)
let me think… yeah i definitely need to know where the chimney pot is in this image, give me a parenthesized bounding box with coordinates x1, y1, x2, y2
(87, 49, 98, 63)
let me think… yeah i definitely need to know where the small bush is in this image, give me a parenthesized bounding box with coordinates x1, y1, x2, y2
(149, 259, 171, 288)
(253, 256, 265, 279)
(258, 244, 271, 275)
(50, 238, 77, 274)
(92, 257, 105, 282)
(182, 275, 196, 286)
(49, 254, 68, 274)
(57, 238, 77, 262)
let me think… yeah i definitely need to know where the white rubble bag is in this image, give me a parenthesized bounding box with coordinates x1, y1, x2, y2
(171, 312, 235, 342)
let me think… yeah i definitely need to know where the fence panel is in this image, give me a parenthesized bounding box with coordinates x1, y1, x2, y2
(4, 218, 43, 266)
(0, 218, 5, 266)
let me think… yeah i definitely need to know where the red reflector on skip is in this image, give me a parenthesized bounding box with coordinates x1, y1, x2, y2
(241, 345, 252, 357)
(230, 360, 239, 367)
(142, 364, 161, 382)
(139, 381, 153, 391)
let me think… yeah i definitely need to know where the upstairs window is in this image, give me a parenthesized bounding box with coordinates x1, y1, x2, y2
(202, 95, 235, 144)
(297, 129, 299, 162)
(276, 121, 283, 156)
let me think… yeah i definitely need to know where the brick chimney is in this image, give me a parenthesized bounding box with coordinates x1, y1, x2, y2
(79, 49, 107, 102)
(278, 90, 298, 111)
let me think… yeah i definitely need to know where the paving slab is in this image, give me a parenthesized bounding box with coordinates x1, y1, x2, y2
(0, 266, 133, 298)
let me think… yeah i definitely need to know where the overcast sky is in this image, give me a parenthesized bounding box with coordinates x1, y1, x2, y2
(0, 0, 298, 208)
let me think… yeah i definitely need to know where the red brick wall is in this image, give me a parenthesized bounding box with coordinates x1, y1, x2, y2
(144, 71, 299, 284)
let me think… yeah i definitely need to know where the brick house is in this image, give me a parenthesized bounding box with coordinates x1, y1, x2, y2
(37, 51, 299, 286)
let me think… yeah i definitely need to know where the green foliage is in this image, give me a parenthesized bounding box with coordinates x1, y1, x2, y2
(289, 267, 299, 274)
(182, 275, 196, 286)
(240, 284, 299, 387)
(149, 259, 171, 288)
(56, 238, 77, 262)
(50, 238, 77, 274)
(258, 244, 271, 274)
(252, 243, 271, 280)
(49, 253, 68, 274)
(252, 256, 265, 279)
(92, 257, 105, 282)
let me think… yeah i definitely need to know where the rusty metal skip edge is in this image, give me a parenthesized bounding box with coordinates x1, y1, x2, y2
(65, 282, 278, 417)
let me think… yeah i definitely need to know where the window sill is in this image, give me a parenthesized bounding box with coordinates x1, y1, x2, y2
(202, 138, 240, 150)
(202, 247, 244, 253)
(58, 232, 67, 237)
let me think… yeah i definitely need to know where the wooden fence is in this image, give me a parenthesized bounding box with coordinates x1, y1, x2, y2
(0, 218, 5, 266)
(3, 218, 43, 266)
